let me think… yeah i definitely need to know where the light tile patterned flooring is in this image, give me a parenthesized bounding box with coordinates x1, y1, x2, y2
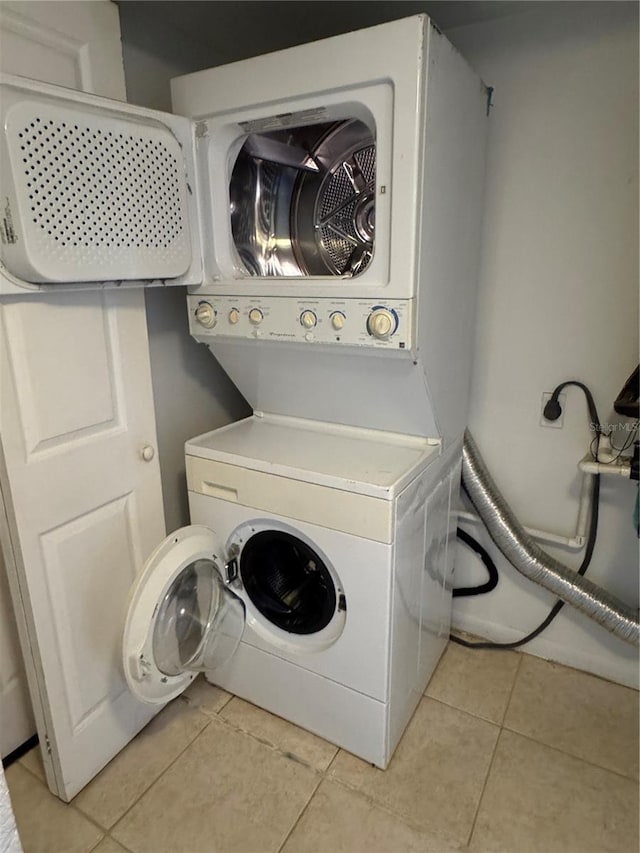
(6, 644, 639, 853)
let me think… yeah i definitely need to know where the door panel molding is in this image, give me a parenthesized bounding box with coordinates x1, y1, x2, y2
(0, 5, 93, 92)
(2, 293, 126, 457)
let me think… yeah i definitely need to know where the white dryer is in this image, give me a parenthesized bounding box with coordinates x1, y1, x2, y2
(123, 414, 460, 767)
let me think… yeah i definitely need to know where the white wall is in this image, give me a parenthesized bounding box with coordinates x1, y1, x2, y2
(118, 5, 250, 532)
(448, 1, 639, 686)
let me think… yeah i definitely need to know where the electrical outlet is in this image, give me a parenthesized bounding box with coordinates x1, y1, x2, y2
(540, 391, 566, 428)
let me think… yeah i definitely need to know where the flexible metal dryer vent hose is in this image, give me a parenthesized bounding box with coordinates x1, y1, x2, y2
(461, 430, 640, 647)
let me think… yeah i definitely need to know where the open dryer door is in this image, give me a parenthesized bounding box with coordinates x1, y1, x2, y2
(123, 526, 245, 705)
(0, 72, 202, 293)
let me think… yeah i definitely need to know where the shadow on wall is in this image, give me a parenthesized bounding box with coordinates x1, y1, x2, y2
(118, 1, 540, 75)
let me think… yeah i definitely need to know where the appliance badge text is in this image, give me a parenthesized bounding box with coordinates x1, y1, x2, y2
(2, 198, 17, 244)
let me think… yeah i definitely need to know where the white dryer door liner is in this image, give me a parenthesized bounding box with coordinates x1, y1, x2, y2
(0, 73, 195, 286)
(123, 525, 245, 705)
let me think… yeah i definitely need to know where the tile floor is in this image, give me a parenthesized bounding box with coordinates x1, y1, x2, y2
(6, 643, 639, 853)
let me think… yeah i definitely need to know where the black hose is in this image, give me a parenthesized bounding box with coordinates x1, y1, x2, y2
(452, 528, 499, 597)
(450, 380, 602, 650)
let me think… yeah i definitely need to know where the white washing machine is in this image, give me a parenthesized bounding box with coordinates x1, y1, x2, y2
(123, 414, 460, 767)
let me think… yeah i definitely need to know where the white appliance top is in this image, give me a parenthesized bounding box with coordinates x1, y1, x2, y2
(185, 414, 439, 500)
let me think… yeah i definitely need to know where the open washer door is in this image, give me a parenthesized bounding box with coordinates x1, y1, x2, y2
(123, 526, 245, 705)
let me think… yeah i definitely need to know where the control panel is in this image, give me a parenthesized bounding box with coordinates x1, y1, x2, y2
(188, 296, 413, 349)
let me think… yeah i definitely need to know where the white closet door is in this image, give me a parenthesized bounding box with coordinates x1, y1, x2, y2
(0, 0, 165, 800)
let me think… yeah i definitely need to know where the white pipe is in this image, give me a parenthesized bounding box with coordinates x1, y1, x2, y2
(579, 453, 632, 478)
(575, 471, 594, 542)
(459, 443, 633, 549)
(458, 467, 594, 551)
(457, 509, 587, 549)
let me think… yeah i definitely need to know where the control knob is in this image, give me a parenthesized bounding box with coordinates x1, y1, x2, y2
(367, 307, 398, 340)
(300, 310, 317, 329)
(195, 301, 216, 329)
(228, 308, 240, 324)
(330, 311, 346, 331)
(248, 308, 264, 326)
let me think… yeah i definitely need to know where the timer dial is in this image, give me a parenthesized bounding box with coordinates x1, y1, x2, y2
(367, 307, 397, 339)
(195, 301, 216, 329)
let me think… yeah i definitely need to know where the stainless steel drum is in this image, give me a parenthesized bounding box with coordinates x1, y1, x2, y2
(230, 119, 375, 278)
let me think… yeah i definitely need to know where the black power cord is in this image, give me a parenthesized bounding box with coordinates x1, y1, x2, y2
(450, 380, 602, 650)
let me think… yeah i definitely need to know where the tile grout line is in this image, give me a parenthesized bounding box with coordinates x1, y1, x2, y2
(500, 726, 640, 784)
(103, 695, 333, 847)
(422, 691, 509, 727)
(74, 698, 231, 844)
(490, 654, 639, 782)
(463, 654, 523, 848)
(11, 758, 110, 841)
(19, 655, 636, 850)
(199, 687, 235, 714)
(324, 748, 341, 775)
(104, 833, 135, 853)
(86, 835, 106, 853)
(215, 699, 340, 773)
(67, 805, 111, 840)
(323, 693, 508, 846)
(424, 693, 504, 729)
(12, 758, 46, 787)
(87, 832, 135, 853)
(274, 741, 452, 853)
(97, 714, 215, 837)
(325, 770, 464, 845)
(275, 772, 325, 853)
(500, 651, 524, 726)
(189, 693, 346, 777)
(463, 725, 503, 849)
(16, 710, 214, 841)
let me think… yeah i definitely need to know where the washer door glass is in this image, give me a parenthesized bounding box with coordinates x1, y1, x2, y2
(123, 526, 245, 705)
(240, 530, 337, 634)
(153, 558, 244, 677)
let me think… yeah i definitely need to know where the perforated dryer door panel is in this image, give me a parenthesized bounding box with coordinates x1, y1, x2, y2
(1, 75, 195, 285)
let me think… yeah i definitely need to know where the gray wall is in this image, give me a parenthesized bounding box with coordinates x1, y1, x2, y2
(119, 4, 250, 533)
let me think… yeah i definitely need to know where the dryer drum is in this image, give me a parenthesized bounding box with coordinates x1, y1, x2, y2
(230, 119, 376, 277)
(240, 531, 338, 634)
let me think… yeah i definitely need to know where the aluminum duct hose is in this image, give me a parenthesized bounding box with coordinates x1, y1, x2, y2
(462, 430, 640, 646)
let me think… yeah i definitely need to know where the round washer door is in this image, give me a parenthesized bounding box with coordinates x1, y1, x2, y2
(123, 525, 245, 705)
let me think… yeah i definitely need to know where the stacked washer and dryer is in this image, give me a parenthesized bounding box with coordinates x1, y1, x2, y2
(0, 16, 488, 769)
